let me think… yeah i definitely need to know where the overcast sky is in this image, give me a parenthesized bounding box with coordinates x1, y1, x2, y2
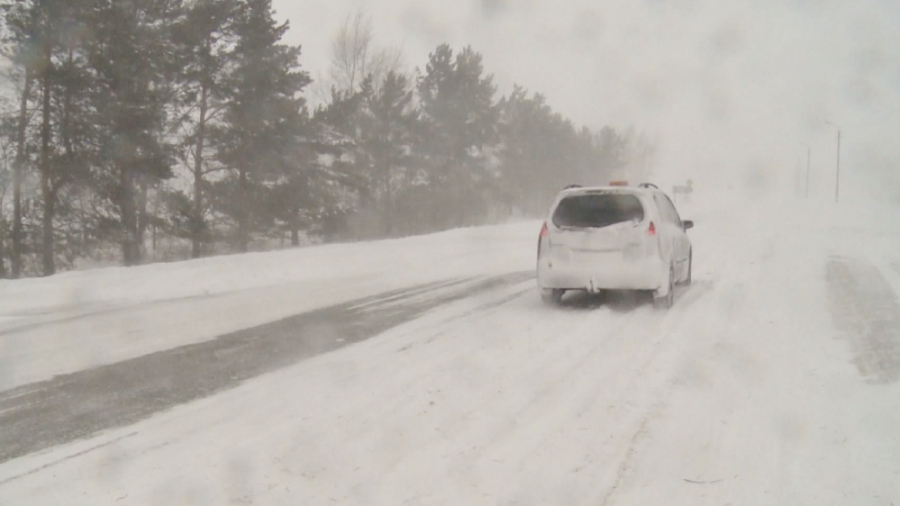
(273, 0, 900, 200)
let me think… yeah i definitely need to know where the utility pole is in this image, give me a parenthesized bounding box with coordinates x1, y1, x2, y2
(825, 121, 841, 203)
(834, 129, 841, 203)
(806, 146, 811, 198)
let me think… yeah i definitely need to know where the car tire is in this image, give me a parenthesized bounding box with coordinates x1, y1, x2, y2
(653, 265, 675, 309)
(541, 288, 565, 305)
(679, 250, 692, 286)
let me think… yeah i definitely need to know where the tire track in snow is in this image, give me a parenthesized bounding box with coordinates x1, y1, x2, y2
(584, 218, 755, 506)
(270, 281, 677, 502)
(826, 258, 900, 384)
(463, 234, 724, 504)
(598, 414, 653, 506)
(0, 271, 718, 504)
(366, 283, 714, 504)
(0, 271, 533, 464)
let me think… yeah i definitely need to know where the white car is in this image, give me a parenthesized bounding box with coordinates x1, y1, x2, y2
(536, 182, 693, 308)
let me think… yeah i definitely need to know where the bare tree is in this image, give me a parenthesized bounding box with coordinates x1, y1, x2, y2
(329, 9, 403, 94)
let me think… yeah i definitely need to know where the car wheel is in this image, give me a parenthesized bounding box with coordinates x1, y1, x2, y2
(541, 288, 565, 305)
(679, 250, 692, 286)
(653, 265, 675, 309)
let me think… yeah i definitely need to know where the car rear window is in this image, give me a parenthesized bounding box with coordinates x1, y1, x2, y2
(552, 193, 645, 228)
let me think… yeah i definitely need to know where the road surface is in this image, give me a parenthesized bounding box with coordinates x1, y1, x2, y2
(0, 196, 898, 505)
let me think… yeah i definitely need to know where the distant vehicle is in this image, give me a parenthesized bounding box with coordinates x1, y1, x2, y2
(536, 182, 694, 308)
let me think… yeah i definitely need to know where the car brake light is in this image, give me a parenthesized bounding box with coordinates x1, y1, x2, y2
(539, 222, 549, 237)
(648, 221, 656, 235)
(609, 180, 629, 187)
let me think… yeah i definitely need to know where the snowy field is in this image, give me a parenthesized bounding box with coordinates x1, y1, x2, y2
(1, 189, 899, 505)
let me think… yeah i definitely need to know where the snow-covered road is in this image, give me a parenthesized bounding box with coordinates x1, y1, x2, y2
(0, 192, 899, 505)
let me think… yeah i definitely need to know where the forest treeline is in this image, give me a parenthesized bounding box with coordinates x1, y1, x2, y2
(0, 0, 655, 278)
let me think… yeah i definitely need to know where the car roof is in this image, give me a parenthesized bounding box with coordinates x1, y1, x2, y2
(557, 185, 659, 196)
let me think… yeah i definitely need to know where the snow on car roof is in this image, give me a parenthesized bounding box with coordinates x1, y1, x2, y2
(559, 185, 658, 195)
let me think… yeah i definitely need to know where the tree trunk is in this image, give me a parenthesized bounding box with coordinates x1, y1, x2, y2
(288, 187, 299, 247)
(237, 167, 249, 252)
(454, 160, 467, 227)
(290, 208, 299, 246)
(191, 80, 208, 258)
(41, 184, 55, 276)
(12, 72, 32, 279)
(383, 163, 393, 236)
(137, 177, 149, 259)
(290, 169, 309, 246)
(39, 49, 55, 277)
(78, 192, 89, 257)
(151, 186, 158, 254)
(0, 228, 6, 278)
(120, 163, 138, 265)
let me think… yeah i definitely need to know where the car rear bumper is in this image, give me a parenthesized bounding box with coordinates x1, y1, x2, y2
(537, 255, 666, 292)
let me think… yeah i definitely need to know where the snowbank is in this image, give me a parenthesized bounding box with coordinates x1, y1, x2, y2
(0, 220, 542, 390)
(0, 220, 542, 318)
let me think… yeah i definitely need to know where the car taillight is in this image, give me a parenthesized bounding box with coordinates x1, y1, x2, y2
(539, 222, 549, 237)
(648, 221, 656, 236)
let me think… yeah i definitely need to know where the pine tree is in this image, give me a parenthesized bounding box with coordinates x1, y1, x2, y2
(10, 68, 31, 277)
(84, 0, 179, 265)
(0, 131, 13, 277)
(1, 0, 40, 276)
(311, 87, 377, 238)
(418, 44, 497, 227)
(496, 86, 627, 215)
(172, 0, 236, 257)
(1, 0, 82, 275)
(497, 86, 547, 214)
(212, 0, 309, 252)
(52, 5, 99, 265)
(362, 70, 417, 235)
(595, 126, 628, 177)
